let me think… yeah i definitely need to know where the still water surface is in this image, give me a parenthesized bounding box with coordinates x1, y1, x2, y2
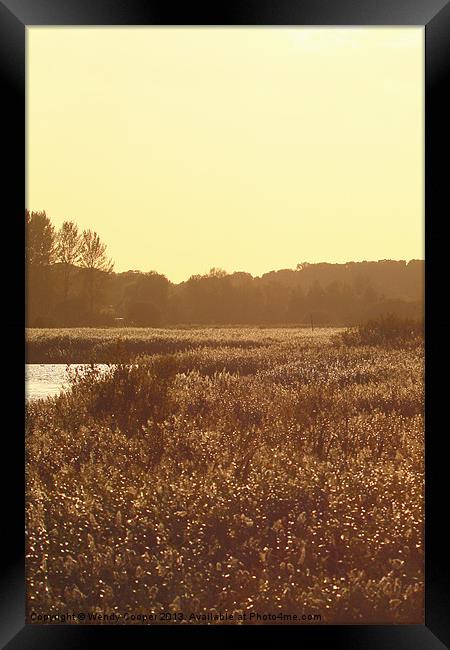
(25, 364, 110, 401)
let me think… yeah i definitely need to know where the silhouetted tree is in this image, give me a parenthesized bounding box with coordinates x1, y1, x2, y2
(79, 229, 114, 320)
(25, 210, 55, 267)
(207, 267, 228, 279)
(55, 221, 82, 302)
(122, 272, 169, 319)
(24, 211, 424, 327)
(25, 210, 56, 325)
(184, 269, 234, 324)
(287, 285, 306, 322)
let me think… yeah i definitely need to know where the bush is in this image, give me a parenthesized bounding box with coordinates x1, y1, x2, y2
(340, 314, 423, 348)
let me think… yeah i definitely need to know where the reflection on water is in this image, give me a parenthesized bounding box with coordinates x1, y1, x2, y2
(25, 364, 110, 401)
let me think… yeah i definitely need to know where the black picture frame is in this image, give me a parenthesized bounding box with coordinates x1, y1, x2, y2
(2, 1, 449, 647)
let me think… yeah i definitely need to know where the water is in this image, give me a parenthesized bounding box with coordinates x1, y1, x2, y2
(25, 364, 110, 401)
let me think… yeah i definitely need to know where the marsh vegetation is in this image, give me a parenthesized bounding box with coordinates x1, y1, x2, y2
(26, 322, 424, 624)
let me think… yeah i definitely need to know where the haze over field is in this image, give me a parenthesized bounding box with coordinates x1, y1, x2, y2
(27, 27, 424, 282)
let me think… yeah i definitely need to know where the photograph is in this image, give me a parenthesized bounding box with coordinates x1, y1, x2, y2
(25, 26, 424, 625)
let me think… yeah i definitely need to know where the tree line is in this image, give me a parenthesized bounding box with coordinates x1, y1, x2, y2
(26, 211, 113, 326)
(25, 211, 424, 327)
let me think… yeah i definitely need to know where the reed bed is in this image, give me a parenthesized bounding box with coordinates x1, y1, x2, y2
(26, 327, 423, 624)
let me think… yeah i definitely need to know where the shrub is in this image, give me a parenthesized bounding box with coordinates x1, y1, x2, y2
(340, 314, 423, 348)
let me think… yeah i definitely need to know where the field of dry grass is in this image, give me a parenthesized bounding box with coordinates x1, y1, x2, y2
(26, 326, 424, 624)
(25, 326, 338, 363)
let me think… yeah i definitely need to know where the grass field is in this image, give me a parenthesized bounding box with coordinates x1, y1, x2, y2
(25, 326, 332, 364)
(26, 326, 424, 624)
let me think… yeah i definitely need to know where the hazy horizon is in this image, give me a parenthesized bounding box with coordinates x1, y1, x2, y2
(103, 256, 426, 283)
(27, 27, 424, 283)
(27, 235, 423, 284)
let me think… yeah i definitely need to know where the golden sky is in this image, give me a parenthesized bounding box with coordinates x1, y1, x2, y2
(27, 27, 424, 282)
